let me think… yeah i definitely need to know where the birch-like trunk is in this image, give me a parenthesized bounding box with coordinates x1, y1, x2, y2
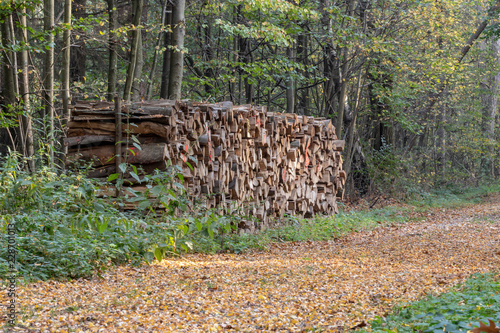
(62, 0, 71, 158)
(19, 6, 35, 171)
(168, 0, 186, 100)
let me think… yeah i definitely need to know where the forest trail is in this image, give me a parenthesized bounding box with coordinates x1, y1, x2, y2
(10, 195, 500, 332)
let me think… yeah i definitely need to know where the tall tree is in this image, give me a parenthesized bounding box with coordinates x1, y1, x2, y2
(123, 0, 144, 102)
(481, 38, 500, 177)
(1, 9, 18, 155)
(18, 5, 35, 171)
(43, 0, 55, 163)
(160, 2, 173, 99)
(107, 0, 118, 101)
(70, 0, 86, 82)
(146, 0, 169, 99)
(62, 0, 71, 156)
(168, 0, 186, 100)
(131, 32, 144, 101)
(286, 45, 295, 113)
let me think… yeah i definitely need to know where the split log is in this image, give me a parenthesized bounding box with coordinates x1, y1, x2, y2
(66, 99, 346, 225)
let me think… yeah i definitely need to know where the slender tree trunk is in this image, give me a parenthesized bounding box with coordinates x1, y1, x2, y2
(344, 68, 364, 177)
(62, 0, 71, 157)
(160, 3, 173, 99)
(336, 62, 348, 138)
(107, 0, 118, 100)
(321, 0, 340, 117)
(1, 15, 17, 106)
(335, 0, 356, 137)
(1, 12, 18, 154)
(18, 6, 35, 171)
(44, 0, 55, 164)
(8, 15, 19, 97)
(238, 37, 253, 104)
(436, 103, 446, 176)
(481, 39, 500, 178)
(297, 28, 309, 115)
(286, 45, 295, 113)
(168, 0, 186, 100)
(71, 0, 86, 82)
(146, 0, 168, 99)
(201, 14, 214, 96)
(132, 32, 144, 101)
(123, 0, 144, 102)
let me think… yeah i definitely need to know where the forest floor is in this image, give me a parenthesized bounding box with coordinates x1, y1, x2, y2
(4, 194, 500, 332)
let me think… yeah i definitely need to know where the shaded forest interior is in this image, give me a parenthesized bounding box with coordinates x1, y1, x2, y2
(1, 0, 500, 199)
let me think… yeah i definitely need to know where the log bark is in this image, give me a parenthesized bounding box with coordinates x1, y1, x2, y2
(66, 143, 169, 166)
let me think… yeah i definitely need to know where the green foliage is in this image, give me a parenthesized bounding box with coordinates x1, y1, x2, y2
(0, 154, 241, 281)
(365, 273, 500, 333)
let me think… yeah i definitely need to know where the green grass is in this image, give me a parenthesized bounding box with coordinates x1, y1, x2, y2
(200, 180, 500, 254)
(363, 273, 500, 333)
(408, 181, 500, 210)
(200, 206, 414, 254)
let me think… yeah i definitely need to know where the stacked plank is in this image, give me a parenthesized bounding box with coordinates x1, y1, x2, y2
(66, 100, 346, 225)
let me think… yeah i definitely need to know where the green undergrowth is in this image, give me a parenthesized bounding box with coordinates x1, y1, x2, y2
(194, 206, 413, 254)
(407, 181, 500, 210)
(0, 154, 245, 282)
(363, 273, 500, 333)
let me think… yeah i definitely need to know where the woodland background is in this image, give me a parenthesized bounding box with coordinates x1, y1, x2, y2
(1, 0, 500, 197)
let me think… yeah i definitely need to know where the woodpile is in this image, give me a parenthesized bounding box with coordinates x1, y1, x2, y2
(66, 100, 346, 225)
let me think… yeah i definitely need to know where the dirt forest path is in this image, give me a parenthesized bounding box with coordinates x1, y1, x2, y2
(7, 195, 500, 332)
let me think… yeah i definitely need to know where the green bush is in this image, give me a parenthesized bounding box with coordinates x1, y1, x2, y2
(0, 154, 241, 281)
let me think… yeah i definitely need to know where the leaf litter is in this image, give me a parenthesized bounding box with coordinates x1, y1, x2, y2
(2, 196, 500, 332)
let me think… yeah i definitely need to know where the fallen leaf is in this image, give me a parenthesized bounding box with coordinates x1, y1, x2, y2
(471, 320, 500, 333)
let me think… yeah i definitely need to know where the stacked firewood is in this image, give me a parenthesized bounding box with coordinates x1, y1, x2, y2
(66, 100, 346, 224)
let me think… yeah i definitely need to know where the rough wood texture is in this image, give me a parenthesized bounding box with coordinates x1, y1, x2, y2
(66, 99, 346, 224)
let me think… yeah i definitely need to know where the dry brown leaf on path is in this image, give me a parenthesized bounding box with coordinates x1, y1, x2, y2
(470, 320, 500, 333)
(6, 195, 500, 332)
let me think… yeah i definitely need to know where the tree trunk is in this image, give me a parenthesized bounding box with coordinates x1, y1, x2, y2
(335, 0, 356, 137)
(1, 12, 18, 154)
(146, 0, 168, 100)
(344, 68, 364, 178)
(70, 0, 86, 82)
(123, 0, 144, 102)
(296, 29, 309, 115)
(481, 39, 500, 178)
(201, 14, 214, 96)
(62, 0, 71, 158)
(107, 0, 118, 101)
(436, 104, 446, 177)
(132, 32, 144, 101)
(160, 3, 173, 99)
(44, 0, 55, 163)
(286, 45, 295, 113)
(1, 14, 16, 107)
(321, 0, 340, 118)
(18, 6, 35, 171)
(168, 0, 186, 100)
